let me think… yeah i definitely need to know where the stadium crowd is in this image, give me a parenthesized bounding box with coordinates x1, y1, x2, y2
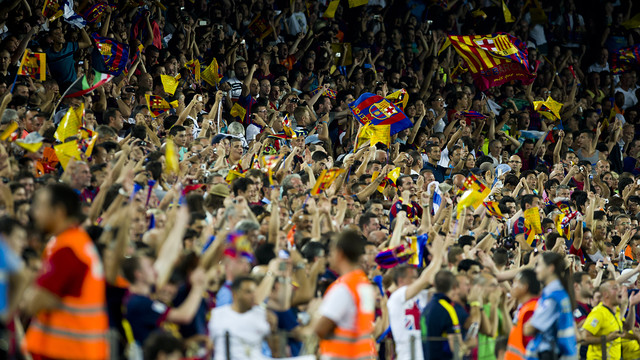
(2, 0, 640, 359)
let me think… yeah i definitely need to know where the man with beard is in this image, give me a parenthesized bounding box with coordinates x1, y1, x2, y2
(227, 60, 250, 100)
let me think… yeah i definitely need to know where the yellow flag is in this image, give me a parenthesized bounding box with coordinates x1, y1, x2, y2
(201, 58, 222, 86)
(533, 96, 563, 120)
(54, 103, 84, 142)
(230, 103, 247, 120)
(356, 123, 391, 149)
(348, 0, 368, 7)
(323, 0, 339, 18)
(184, 59, 201, 82)
(165, 138, 179, 174)
(622, 13, 640, 29)
(160, 75, 179, 95)
(0, 122, 18, 141)
(502, 0, 515, 23)
(524, 207, 542, 234)
(54, 140, 81, 169)
(15, 140, 43, 153)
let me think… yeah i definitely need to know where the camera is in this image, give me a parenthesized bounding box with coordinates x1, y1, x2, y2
(290, 97, 299, 103)
(124, 86, 136, 94)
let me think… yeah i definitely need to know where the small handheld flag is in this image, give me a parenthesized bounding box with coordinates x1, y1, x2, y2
(18, 50, 46, 81)
(311, 168, 346, 195)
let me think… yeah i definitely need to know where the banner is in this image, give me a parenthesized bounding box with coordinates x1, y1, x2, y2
(447, 33, 535, 90)
(311, 168, 345, 195)
(92, 33, 129, 75)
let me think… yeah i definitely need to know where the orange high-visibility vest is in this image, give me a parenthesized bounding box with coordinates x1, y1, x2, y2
(505, 298, 539, 360)
(319, 269, 376, 360)
(23, 227, 109, 360)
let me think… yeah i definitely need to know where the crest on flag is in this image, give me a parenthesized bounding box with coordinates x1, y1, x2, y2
(18, 50, 46, 81)
(92, 33, 130, 75)
(145, 95, 178, 118)
(349, 93, 413, 135)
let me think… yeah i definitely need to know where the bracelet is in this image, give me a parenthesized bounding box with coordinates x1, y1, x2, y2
(470, 301, 482, 307)
(118, 188, 129, 197)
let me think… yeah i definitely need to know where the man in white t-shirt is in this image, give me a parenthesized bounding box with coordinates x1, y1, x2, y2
(208, 276, 271, 360)
(387, 236, 445, 360)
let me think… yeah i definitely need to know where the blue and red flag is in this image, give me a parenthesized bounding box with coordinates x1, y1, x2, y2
(461, 110, 487, 119)
(82, 2, 107, 23)
(612, 44, 640, 74)
(91, 33, 129, 76)
(349, 93, 413, 136)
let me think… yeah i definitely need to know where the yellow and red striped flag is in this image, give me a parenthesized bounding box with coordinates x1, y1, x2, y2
(447, 33, 535, 90)
(311, 168, 345, 195)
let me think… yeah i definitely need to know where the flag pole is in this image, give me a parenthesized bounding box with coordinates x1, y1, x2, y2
(48, 75, 83, 123)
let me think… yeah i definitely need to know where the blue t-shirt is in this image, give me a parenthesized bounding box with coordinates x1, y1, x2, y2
(125, 294, 170, 345)
(0, 240, 22, 317)
(46, 42, 79, 87)
(216, 281, 233, 306)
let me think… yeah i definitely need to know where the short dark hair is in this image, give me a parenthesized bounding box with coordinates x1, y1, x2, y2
(516, 269, 541, 295)
(143, 331, 184, 360)
(121, 256, 140, 284)
(169, 125, 186, 137)
(457, 259, 481, 273)
(434, 270, 457, 293)
(232, 177, 254, 196)
(358, 212, 378, 228)
(392, 264, 415, 284)
(334, 229, 366, 264)
(231, 275, 257, 291)
(520, 194, 539, 210)
(46, 183, 83, 220)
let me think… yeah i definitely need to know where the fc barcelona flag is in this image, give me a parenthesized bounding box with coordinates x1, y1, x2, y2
(483, 201, 504, 218)
(611, 44, 640, 74)
(145, 95, 178, 118)
(447, 33, 535, 91)
(184, 59, 201, 82)
(91, 33, 129, 76)
(311, 168, 345, 195)
(247, 15, 274, 40)
(310, 86, 337, 100)
(82, 2, 108, 23)
(42, 0, 63, 22)
(348, 93, 413, 136)
(386, 89, 408, 111)
(18, 50, 46, 81)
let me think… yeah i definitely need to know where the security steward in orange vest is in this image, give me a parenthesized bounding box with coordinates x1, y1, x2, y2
(22, 184, 108, 360)
(506, 269, 540, 360)
(314, 229, 376, 360)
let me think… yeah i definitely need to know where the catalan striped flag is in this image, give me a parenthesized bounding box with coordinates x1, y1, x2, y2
(311, 168, 346, 195)
(355, 123, 391, 150)
(447, 33, 535, 90)
(145, 94, 178, 118)
(349, 93, 413, 135)
(611, 44, 640, 74)
(18, 50, 46, 81)
(225, 164, 247, 183)
(92, 33, 129, 75)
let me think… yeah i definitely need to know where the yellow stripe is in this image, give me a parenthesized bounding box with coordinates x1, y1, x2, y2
(465, 36, 494, 69)
(438, 299, 460, 326)
(451, 37, 478, 73)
